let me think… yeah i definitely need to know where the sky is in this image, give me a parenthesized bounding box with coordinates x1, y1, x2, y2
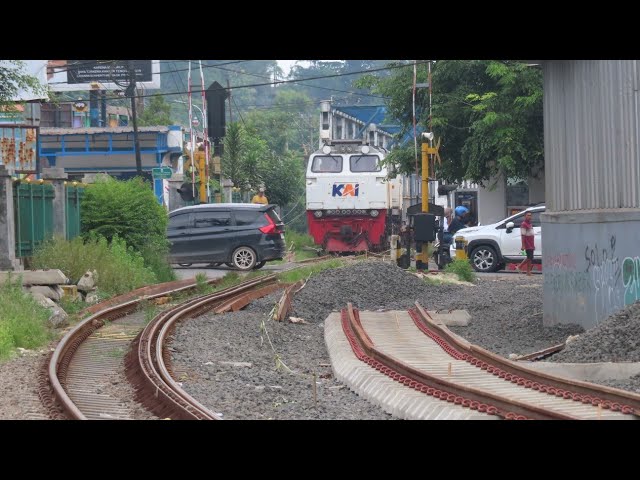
(277, 60, 302, 77)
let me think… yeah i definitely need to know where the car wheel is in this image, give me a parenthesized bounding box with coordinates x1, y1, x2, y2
(470, 245, 499, 273)
(231, 247, 257, 271)
(178, 263, 192, 267)
(254, 261, 267, 270)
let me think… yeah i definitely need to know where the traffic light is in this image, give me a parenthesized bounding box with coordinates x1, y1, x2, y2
(205, 81, 229, 143)
(177, 182, 195, 201)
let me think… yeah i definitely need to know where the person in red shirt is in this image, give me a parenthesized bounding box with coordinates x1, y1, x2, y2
(517, 212, 535, 276)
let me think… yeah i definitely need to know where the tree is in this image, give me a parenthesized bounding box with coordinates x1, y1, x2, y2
(138, 95, 173, 126)
(0, 60, 46, 107)
(357, 60, 543, 185)
(245, 90, 317, 154)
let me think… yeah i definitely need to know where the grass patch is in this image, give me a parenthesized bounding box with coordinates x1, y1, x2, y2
(444, 258, 476, 283)
(195, 273, 214, 295)
(0, 275, 52, 360)
(276, 258, 345, 283)
(31, 235, 158, 297)
(59, 296, 87, 316)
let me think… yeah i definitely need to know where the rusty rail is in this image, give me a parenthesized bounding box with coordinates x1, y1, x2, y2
(342, 303, 576, 420)
(411, 302, 640, 416)
(43, 275, 276, 420)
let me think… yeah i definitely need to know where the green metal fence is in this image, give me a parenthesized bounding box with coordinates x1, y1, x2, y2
(66, 185, 84, 240)
(13, 183, 55, 257)
(13, 182, 85, 257)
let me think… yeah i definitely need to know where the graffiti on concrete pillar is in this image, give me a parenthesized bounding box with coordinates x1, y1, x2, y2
(585, 235, 622, 322)
(623, 256, 640, 306)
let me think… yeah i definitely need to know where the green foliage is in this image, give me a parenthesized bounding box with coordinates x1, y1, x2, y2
(138, 95, 173, 126)
(0, 275, 51, 360)
(195, 273, 212, 294)
(0, 60, 47, 106)
(81, 176, 168, 253)
(358, 60, 543, 184)
(444, 258, 476, 283)
(222, 121, 305, 207)
(80, 176, 174, 280)
(31, 235, 157, 296)
(276, 258, 345, 283)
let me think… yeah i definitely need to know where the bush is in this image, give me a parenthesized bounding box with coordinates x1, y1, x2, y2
(0, 275, 51, 360)
(80, 176, 175, 282)
(32, 235, 158, 296)
(81, 176, 168, 253)
(444, 258, 477, 283)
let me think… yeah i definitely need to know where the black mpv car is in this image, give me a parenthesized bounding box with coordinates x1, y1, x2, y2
(168, 203, 286, 270)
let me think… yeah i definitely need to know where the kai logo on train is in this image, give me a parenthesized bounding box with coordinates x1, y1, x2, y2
(332, 183, 359, 197)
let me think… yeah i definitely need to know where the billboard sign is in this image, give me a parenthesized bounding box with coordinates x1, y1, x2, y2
(48, 60, 161, 92)
(0, 126, 38, 173)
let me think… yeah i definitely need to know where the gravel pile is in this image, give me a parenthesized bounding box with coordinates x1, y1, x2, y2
(548, 301, 640, 363)
(591, 373, 640, 394)
(171, 261, 587, 420)
(287, 261, 583, 357)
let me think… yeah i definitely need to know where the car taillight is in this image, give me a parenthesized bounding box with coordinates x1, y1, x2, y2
(259, 213, 282, 234)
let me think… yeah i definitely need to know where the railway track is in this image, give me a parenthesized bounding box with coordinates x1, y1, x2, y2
(332, 303, 640, 420)
(40, 274, 279, 420)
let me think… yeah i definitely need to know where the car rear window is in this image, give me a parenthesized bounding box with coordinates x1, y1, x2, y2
(266, 208, 282, 224)
(234, 210, 262, 226)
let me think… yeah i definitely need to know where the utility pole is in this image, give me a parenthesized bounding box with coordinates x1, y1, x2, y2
(127, 60, 143, 176)
(227, 78, 233, 123)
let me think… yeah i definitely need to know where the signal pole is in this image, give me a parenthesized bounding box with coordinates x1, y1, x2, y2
(127, 60, 143, 176)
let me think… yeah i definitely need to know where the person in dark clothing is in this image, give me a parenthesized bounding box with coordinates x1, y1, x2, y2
(448, 205, 469, 237)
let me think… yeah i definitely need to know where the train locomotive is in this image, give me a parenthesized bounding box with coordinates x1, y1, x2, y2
(305, 139, 403, 253)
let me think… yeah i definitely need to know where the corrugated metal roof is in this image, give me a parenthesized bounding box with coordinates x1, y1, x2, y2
(41, 126, 171, 135)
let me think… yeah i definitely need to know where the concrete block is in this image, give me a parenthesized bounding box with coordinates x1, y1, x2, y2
(60, 284, 79, 301)
(0, 269, 69, 285)
(77, 270, 97, 292)
(31, 292, 57, 308)
(427, 309, 471, 326)
(28, 285, 63, 302)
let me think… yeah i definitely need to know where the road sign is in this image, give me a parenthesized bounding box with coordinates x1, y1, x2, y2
(152, 167, 173, 179)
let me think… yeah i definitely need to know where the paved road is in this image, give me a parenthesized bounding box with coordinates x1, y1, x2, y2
(172, 262, 291, 281)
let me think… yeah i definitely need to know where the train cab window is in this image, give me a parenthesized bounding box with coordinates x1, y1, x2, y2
(350, 155, 381, 172)
(311, 155, 343, 173)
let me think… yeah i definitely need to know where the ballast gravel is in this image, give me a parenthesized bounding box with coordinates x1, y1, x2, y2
(171, 261, 584, 419)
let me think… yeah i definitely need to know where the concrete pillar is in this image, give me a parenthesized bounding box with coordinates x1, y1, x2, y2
(222, 178, 233, 203)
(0, 166, 17, 270)
(168, 173, 185, 212)
(42, 167, 68, 239)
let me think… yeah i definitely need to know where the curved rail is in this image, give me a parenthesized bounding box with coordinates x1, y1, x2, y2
(410, 302, 640, 416)
(341, 304, 574, 419)
(44, 274, 276, 420)
(126, 275, 276, 420)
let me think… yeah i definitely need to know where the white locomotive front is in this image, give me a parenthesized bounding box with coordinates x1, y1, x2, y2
(306, 140, 402, 253)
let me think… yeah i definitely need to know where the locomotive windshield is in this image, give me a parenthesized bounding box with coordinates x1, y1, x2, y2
(349, 155, 381, 172)
(311, 155, 343, 173)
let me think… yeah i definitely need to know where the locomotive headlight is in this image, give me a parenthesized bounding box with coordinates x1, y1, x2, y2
(361, 145, 370, 154)
(313, 210, 323, 218)
(322, 145, 331, 154)
(370, 210, 379, 217)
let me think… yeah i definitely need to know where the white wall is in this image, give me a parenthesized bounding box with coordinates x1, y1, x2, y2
(477, 174, 506, 225)
(528, 172, 545, 203)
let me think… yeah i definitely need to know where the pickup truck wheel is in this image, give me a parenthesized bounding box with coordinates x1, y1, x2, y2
(470, 245, 499, 272)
